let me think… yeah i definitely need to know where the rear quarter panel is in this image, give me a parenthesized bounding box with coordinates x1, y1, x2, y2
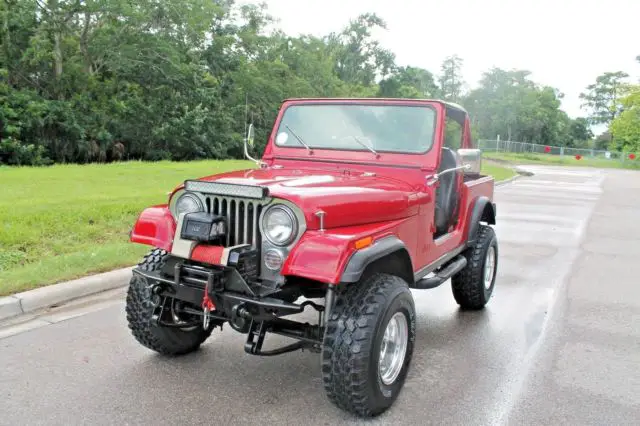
(460, 175, 495, 236)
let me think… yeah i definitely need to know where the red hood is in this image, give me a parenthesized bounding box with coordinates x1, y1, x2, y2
(188, 167, 422, 230)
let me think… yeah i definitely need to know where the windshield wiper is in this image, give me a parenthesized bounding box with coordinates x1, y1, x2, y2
(285, 125, 312, 153)
(351, 136, 378, 156)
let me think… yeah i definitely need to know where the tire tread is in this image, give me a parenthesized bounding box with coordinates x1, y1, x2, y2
(322, 273, 413, 417)
(125, 248, 213, 356)
(451, 225, 497, 310)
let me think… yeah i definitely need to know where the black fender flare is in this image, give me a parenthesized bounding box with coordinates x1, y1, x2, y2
(340, 236, 412, 283)
(467, 196, 496, 246)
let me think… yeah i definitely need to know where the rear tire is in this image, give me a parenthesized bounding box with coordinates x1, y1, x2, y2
(321, 273, 416, 417)
(125, 248, 215, 356)
(451, 224, 498, 310)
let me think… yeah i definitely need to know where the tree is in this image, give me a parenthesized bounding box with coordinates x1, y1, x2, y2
(610, 85, 640, 152)
(594, 131, 612, 150)
(465, 68, 530, 141)
(438, 55, 464, 102)
(327, 13, 396, 88)
(579, 71, 630, 126)
(567, 117, 594, 147)
(378, 66, 439, 98)
(0, 0, 604, 165)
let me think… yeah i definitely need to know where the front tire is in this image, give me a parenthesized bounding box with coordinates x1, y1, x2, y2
(125, 248, 215, 356)
(321, 273, 416, 417)
(451, 224, 498, 310)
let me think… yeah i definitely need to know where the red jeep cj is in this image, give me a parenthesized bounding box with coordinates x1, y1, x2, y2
(128, 98, 498, 417)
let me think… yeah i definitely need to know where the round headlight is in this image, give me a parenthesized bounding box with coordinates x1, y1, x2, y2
(263, 205, 297, 246)
(174, 192, 203, 218)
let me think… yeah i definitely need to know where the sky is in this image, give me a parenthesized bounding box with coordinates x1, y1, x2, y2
(242, 0, 639, 123)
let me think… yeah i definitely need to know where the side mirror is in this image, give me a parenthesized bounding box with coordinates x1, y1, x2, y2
(246, 123, 255, 148)
(243, 123, 262, 165)
(457, 148, 482, 174)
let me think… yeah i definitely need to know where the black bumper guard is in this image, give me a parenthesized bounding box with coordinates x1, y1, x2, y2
(132, 262, 305, 321)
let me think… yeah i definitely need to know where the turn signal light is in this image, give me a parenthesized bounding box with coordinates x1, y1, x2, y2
(354, 236, 373, 250)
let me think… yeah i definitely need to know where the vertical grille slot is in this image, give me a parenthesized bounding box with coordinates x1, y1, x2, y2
(213, 198, 219, 215)
(232, 200, 238, 246)
(204, 195, 265, 248)
(222, 199, 229, 246)
(246, 202, 254, 245)
(256, 204, 263, 248)
(242, 201, 248, 244)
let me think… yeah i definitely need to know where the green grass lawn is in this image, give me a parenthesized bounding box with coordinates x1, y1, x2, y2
(484, 151, 640, 170)
(0, 160, 252, 296)
(481, 162, 517, 182)
(0, 159, 515, 296)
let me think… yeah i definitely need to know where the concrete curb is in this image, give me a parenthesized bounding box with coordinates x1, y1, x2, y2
(495, 174, 521, 186)
(495, 165, 535, 187)
(514, 166, 535, 176)
(0, 267, 133, 322)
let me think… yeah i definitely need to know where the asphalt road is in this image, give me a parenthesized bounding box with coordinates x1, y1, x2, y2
(1, 165, 639, 425)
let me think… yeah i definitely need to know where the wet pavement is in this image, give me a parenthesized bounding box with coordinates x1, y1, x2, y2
(1, 165, 639, 425)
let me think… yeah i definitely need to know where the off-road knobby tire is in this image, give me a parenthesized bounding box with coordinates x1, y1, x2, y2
(451, 224, 498, 310)
(125, 248, 214, 356)
(321, 273, 416, 417)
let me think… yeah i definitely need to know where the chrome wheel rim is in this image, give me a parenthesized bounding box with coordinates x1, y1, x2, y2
(378, 312, 409, 386)
(484, 246, 496, 290)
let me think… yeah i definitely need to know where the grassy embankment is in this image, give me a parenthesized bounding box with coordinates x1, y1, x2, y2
(484, 151, 640, 170)
(0, 160, 516, 295)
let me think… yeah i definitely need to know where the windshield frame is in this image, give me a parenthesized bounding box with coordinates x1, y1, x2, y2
(271, 101, 438, 156)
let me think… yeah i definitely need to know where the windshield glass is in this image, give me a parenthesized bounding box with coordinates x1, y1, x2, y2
(274, 103, 436, 154)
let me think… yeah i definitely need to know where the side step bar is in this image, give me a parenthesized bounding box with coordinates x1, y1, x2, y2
(411, 255, 467, 289)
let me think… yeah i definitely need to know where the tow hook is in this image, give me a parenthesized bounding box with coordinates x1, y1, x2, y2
(230, 304, 252, 333)
(151, 296, 168, 326)
(201, 278, 216, 330)
(149, 283, 164, 307)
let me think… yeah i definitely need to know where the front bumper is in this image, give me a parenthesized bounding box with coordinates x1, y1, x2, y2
(132, 258, 304, 322)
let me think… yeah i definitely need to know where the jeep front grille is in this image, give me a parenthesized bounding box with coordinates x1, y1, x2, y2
(204, 196, 266, 248)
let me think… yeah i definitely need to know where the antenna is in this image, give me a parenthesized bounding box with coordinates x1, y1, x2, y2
(243, 93, 248, 141)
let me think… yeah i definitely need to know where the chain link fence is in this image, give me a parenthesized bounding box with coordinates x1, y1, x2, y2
(477, 139, 637, 162)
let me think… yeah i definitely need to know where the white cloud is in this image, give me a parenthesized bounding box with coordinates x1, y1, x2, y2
(243, 0, 640, 119)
